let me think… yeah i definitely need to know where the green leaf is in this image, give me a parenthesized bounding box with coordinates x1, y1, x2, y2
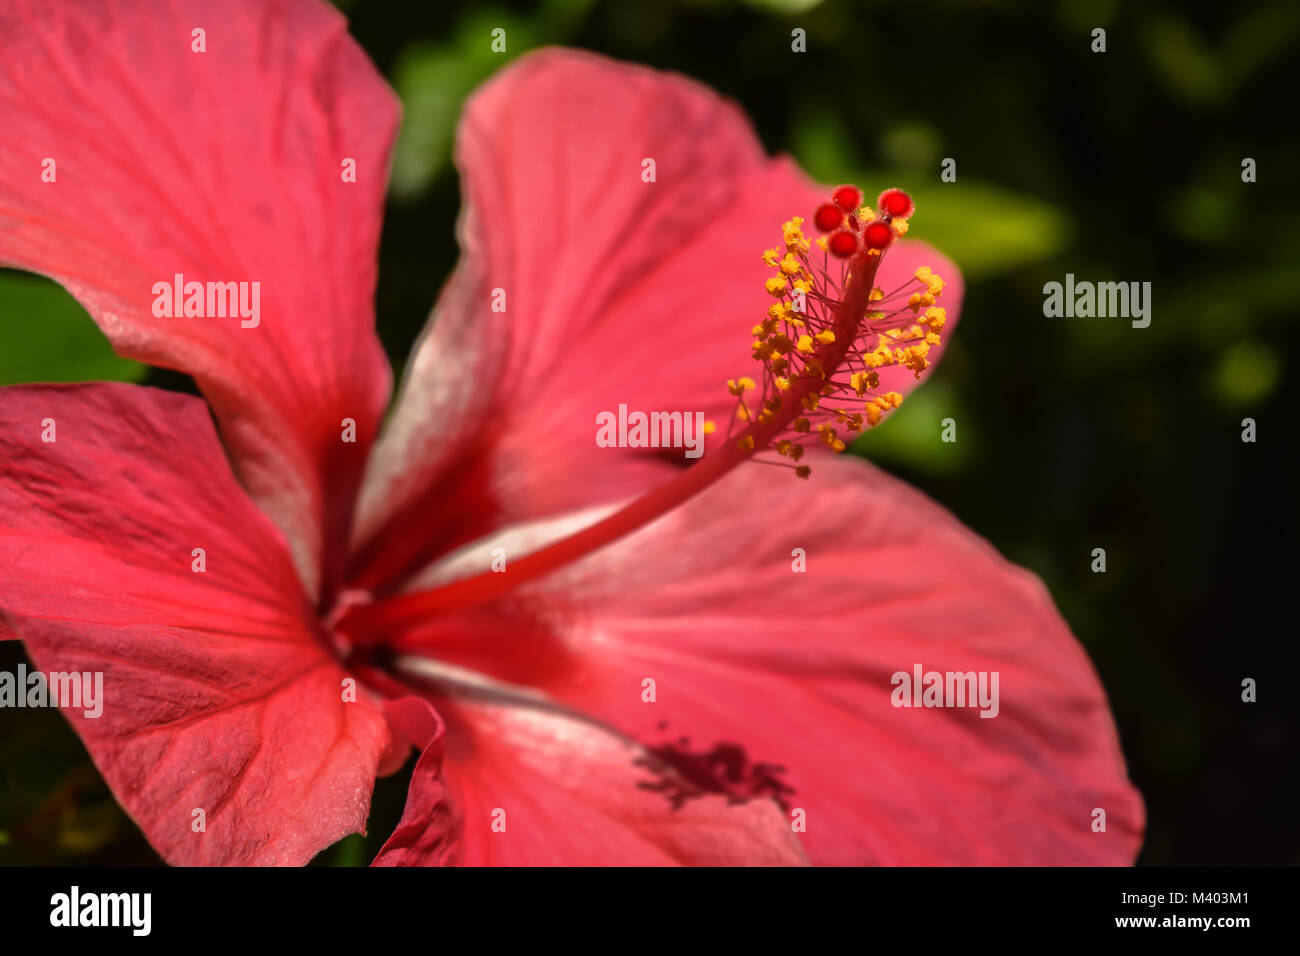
(791, 113, 1071, 279)
(389, 0, 596, 199)
(1211, 340, 1283, 407)
(739, 0, 827, 14)
(891, 179, 1072, 280)
(0, 271, 146, 386)
(854, 381, 971, 475)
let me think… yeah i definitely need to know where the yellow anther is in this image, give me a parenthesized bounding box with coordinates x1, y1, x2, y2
(775, 376, 792, 391)
(801, 392, 820, 411)
(907, 292, 935, 312)
(727, 377, 757, 396)
(923, 306, 946, 328)
(779, 253, 802, 276)
(892, 219, 909, 236)
(928, 276, 945, 295)
(792, 417, 811, 433)
(738, 435, 755, 451)
(702, 420, 717, 434)
(766, 276, 788, 297)
(814, 329, 836, 345)
(818, 425, 846, 453)
(795, 465, 811, 479)
(795, 334, 815, 354)
(869, 287, 884, 301)
(901, 345, 929, 377)
(815, 236, 829, 251)
(915, 266, 933, 283)
(849, 370, 879, 396)
(762, 249, 780, 267)
(782, 217, 809, 253)
(792, 277, 813, 294)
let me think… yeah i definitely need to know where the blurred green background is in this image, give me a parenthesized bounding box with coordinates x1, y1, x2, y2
(2, 0, 1297, 865)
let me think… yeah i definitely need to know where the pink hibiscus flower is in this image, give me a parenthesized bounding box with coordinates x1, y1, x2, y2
(0, 0, 1143, 865)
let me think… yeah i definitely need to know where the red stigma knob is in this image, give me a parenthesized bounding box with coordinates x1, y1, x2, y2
(832, 185, 862, 213)
(828, 229, 859, 258)
(877, 188, 914, 219)
(813, 202, 844, 233)
(862, 220, 895, 250)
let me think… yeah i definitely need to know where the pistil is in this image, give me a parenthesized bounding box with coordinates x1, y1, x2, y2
(339, 186, 944, 637)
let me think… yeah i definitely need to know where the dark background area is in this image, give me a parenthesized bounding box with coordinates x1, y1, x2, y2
(2, 0, 1297, 865)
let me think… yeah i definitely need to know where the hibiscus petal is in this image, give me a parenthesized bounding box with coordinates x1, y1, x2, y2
(397, 456, 1143, 865)
(0, 383, 389, 865)
(370, 696, 457, 866)
(351, 48, 961, 591)
(375, 692, 806, 866)
(0, 0, 399, 598)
